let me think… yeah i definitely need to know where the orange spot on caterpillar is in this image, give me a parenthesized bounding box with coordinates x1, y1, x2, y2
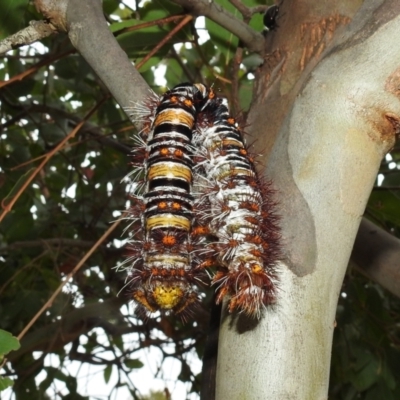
(197, 258, 215, 269)
(245, 234, 263, 245)
(249, 249, 263, 258)
(262, 210, 269, 218)
(223, 180, 237, 190)
(227, 238, 240, 249)
(192, 226, 209, 236)
(174, 149, 183, 157)
(215, 285, 229, 305)
(244, 216, 259, 225)
(143, 240, 152, 251)
(184, 98, 193, 107)
(172, 202, 181, 210)
(240, 201, 260, 212)
(162, 234, 177, 247)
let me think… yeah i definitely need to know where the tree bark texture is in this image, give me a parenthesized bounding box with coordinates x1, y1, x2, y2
(216, 1, 400, 398)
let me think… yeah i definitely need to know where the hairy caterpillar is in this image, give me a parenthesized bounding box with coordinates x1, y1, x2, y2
(123, 83, 210, 320)
(122, 83, 280, 319)
(194, 89, 280, 318)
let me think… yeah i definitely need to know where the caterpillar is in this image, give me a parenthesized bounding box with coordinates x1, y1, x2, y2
(123, 83, 210, 320)
(122, 83, 280, 320)
(194, 89, 280, 318)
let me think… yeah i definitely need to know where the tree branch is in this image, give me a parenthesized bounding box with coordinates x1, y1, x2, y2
(3, 238, 123, 254)
(228, 0, 269, 20)
(351, 218, 400, 298)
(34, 0, 150, 128)
(0, 20, 56, 56)
(169, 0, 265, 53)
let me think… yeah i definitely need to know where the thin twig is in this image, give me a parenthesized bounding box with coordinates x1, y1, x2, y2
(0, 97, 108, 222)
(113, 15, 185, 36)
(192, 31, 231, 84)
(169, 46, 196, 82)
(169, 0, 265, 53)
(0, 49, 74, 89)
(229, 0, 270, 19)
(16, 212, 126, 342)
(136, 15, 193, 70)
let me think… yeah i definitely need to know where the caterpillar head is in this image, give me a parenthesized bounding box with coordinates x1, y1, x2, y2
(132, 278, 199, 320)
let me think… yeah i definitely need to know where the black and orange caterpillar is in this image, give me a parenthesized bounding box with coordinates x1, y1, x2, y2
(122, 83, 280, 319)
(122, 83, 210, 320)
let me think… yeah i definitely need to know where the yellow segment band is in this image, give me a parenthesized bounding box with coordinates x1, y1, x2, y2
(219, 167, 254, 180)
(232, 167, 253, 176)
(146, 214, 191, 231)
(222, 138, 244, 147)
(148, 162, 191, 181)
(146, 255, 188, 265)
(210, 138, 244, 151)
(154, 109, 194, 128)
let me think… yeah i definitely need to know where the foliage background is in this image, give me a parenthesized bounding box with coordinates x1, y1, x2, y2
(0, 0, 399, 399)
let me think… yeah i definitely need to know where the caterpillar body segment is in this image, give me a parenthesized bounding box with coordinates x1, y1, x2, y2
(194, 91, 280, 318)
(125, 83, 209, 319)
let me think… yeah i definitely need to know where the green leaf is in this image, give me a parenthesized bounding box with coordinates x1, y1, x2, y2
(103, 364, 113, 384)
(124, 359, 144, 369)
(103, 0, 120, 15)
(206, 16, 238, 65)
(0, 376, 14, 391)
(368, 191, 400, 227)
(2, 167, 36, 207)
(0, 0, 30, 40)
(239, 79, 254, 111)
(0, 329, 20, 356)
(348, 349, 379, 391)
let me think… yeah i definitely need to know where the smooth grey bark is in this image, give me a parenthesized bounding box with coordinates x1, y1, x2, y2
(35, 0, 149, 129)
(216, 1, 400, 398)
(65, 0, 149, 123)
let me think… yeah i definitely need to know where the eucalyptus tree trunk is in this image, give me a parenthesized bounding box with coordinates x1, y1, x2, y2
(216, 1, 400, 398)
